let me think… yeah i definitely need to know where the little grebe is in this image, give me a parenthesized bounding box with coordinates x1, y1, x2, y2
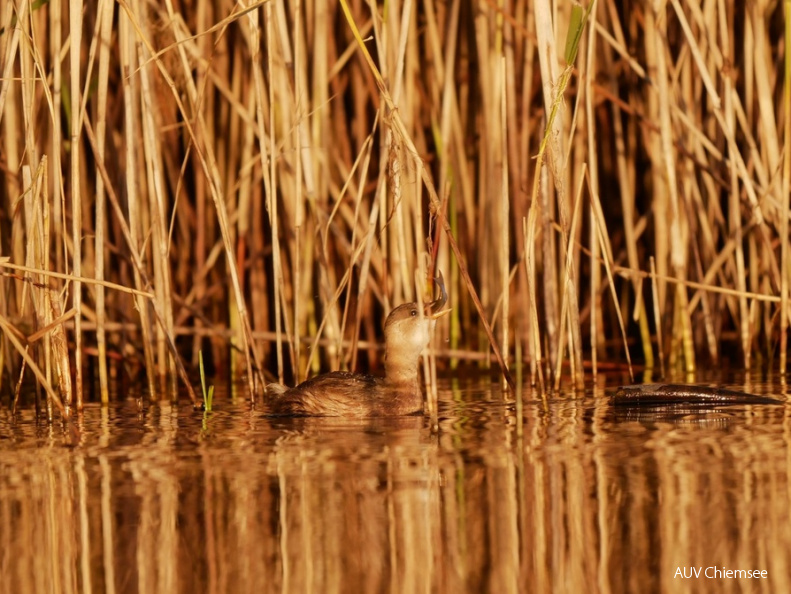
(266, 277, 449, 417)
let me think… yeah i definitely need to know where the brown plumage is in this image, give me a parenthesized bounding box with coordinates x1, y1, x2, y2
(267, 278, 449, 417)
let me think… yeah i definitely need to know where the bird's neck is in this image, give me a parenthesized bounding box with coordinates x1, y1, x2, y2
(383, 346, 422, 388)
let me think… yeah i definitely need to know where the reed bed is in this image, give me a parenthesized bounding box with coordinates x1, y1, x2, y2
(0, 0, 789, 410)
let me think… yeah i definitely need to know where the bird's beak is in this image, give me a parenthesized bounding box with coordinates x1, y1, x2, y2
(428, 271, 450, 319)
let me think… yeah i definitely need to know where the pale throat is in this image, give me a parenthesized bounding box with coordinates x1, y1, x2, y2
(383, 321, 432, 385)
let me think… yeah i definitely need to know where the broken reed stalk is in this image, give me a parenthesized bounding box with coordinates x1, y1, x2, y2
(4, 1, 791, 419)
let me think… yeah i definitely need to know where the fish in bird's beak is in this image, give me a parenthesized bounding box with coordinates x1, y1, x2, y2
(427, 271, 450, 319)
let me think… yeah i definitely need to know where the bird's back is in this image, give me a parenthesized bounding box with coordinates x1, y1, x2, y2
(266, 371, 423, 417)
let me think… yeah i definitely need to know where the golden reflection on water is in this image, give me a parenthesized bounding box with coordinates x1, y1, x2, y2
(0, 378, 789, 593)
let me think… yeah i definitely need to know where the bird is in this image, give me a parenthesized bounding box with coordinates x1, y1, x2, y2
(266, 275, 449, 417)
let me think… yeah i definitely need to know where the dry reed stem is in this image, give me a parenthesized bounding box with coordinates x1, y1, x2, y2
(523, 214, 544, 389)
(264, 3, 286, 385)
(69, 0, 83, 408)
(94, 0, 113, 403)
(584, 4, 603, 379)
(649, 257, 665, 377)
(500, 56, 510, 386)
(119, 6, 157, 398)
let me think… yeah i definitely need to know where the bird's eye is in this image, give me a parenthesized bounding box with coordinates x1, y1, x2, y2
(411, 309, 417, 316)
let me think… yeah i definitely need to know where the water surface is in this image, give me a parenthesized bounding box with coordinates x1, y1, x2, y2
(1, 375, 789, 593)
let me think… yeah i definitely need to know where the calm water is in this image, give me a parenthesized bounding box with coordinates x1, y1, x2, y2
(1, 374, 789, 593)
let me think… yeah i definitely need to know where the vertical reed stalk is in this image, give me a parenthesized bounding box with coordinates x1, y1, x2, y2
(500, 57, 510, 386)
(292, 0, 304, 385)
(261, 4, 285, 384)
(69, 0, 83, 407)
(120, 4, 157, 398)
(523, 214, 544, 388)
(50, 0, 64, 280)
(650, 257, 665, 377)
(136, 15, 173, 393)
(94, 0, 113, 402)
(585, 4, 602, 379)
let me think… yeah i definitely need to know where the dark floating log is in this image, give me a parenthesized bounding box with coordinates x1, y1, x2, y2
(613, 383, 784, 407)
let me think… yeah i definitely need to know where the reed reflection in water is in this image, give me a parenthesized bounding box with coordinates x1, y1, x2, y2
(0, 379, 789, 593)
